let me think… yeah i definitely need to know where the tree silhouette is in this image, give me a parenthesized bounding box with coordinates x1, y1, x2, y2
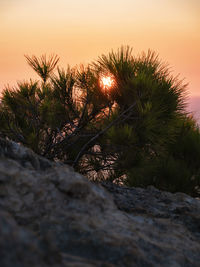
(1, 47, 200, 196)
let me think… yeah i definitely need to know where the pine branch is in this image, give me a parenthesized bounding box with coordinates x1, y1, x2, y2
(72, 101, 137, 167)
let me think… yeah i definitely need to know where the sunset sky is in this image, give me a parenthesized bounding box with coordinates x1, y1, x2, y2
(0, 0, 199, 115)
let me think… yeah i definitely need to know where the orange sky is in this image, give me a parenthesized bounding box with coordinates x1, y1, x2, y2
(0, 0, 199, 99)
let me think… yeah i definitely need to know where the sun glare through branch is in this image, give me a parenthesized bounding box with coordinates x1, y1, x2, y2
(99, 75, 115, 91)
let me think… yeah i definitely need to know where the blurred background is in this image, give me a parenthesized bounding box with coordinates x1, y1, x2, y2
(0, 0, 199, 121)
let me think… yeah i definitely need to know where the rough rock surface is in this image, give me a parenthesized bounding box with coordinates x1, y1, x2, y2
(0, 137, 200, 267)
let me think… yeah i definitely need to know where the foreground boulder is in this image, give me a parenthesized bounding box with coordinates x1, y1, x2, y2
(0, 138, 200, 266)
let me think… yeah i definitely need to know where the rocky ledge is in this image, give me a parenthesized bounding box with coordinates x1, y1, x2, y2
(0, 138, 200, 267)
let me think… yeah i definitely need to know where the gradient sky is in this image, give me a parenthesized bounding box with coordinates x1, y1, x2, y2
(0, 0, 199, 102)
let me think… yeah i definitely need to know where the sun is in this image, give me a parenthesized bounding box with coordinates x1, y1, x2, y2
(100, 75, 115, 90)
(102, 76, 113, 88)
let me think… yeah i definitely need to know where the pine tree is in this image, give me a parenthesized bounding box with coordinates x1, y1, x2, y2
(1, 47, 199, 196)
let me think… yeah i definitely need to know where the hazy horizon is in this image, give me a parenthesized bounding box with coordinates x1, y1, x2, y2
(0, 0, 199, 116)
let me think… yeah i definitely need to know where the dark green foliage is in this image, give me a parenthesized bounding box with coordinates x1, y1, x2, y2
(25, 54, 59, 83)
(0, 47, 199, 196)
(0, 55, 112, 166)
(89, 47, 187, 177)
(126, 116, 200, 196)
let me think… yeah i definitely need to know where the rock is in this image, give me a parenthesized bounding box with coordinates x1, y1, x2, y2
(0, 137, 200, 266)
(0, 210, 61, 267)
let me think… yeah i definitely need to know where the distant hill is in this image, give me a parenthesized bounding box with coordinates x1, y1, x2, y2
(187, 96, 200, 126)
